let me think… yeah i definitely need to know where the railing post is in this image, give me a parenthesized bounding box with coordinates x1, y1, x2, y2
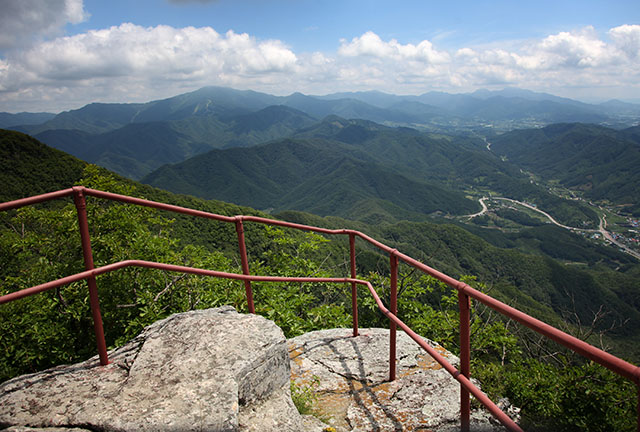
(235, 218, 255, 314)
(389, 252, 398, 381)
(458, 290, 471, 432)
(72, 187, 109, 366)
(350, 233, 358, 337)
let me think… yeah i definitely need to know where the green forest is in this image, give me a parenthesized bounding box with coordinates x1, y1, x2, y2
(1, 129, 639, 431)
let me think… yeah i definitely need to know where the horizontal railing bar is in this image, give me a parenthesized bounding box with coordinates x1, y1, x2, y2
(0, 188, 75, 211)
(363, 280, 523, 432)
(239, 215, 350, 235)
(0, 257, 521, 431)
(82, 188, 237, 223)
(0, 259, 362, 305)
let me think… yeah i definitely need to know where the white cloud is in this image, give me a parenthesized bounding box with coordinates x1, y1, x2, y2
(609, 24, 640, 59)
(536, 26, 612, 68)
(1, 24, 640, 112)
(0, 23, 300, 110)
(338, 31, 450, 64)
(0, 0, 88, 51)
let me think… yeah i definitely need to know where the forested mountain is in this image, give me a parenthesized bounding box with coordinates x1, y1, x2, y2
(2, 129, 640, 430)
(4, 86, 639, 182)
(320, 87, 637, 126)
(30, 103, 316, 179)
(0, 112, 55, 129)
(2, 128, 639, 360)
(141, 137, 479, 222)
(35, 122, 212, 180)
(491, 123, 640, 214)
(0, 130, 86, 202)
(141, 115, 598, 227)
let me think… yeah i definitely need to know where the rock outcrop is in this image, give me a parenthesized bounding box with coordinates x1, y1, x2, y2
(0, 308, 516, 431)
(0, 306, 314, 432)
(289, 328, 510, 431)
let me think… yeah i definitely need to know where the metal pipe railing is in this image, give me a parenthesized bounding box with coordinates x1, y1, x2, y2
(1, 187, 639, 432)
(389, 251, 398, 382)
(349, 232, 358, 337)
(0, 258, 523, 432)
(234, 218, 255, 314)
(72, 187, 108, 366)
(458, 290, 471, 432)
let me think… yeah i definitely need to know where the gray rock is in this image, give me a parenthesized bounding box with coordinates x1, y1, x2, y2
(3, 429, 92, 432)
(0, 310, 515, 432)
(0, 306, 301, 432)
(289, 328, 511, 432)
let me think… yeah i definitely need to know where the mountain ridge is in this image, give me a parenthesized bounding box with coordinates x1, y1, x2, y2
(2, 128, 639, 363)
(5, 85, 638, 181)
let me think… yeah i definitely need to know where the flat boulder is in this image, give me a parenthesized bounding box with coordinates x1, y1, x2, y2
(289, 328, 514, 431)
(0, 306, 305, 432)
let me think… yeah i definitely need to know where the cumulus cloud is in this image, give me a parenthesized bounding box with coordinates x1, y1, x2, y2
(339, 31, 450, 64)
(1, 24, 640, 112)
(536, 26, 612, 68)
(0, 0, 88, 51)
(609, 24, 640, 59)
(0, 24, 299, 110)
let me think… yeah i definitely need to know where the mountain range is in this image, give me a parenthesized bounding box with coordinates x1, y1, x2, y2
(4, 86, 639, 180)
(2, 128, 639, 362)
(143, 115, 620, 227)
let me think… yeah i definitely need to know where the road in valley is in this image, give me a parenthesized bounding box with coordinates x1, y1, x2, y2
(598, 214, 640, 260)
(467, 197, 640, 260)
(493, 197, 582, 231)
(467, 197, 489, 218)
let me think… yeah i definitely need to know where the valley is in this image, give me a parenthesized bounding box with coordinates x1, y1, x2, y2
(2, 87, 640, 364)
(2, 92, 640, 431)
(464, 195, 640, 260)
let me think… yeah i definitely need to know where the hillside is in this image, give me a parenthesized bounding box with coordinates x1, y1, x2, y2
(142, 115, 598, 227)
(30, 104, 317, 179)
(0, 112, 55, 129)
(6, 86, 640, 183)
(0, 129, 86, 202)
(491, 123, 640, 215)
(3, 129, 639, 357)
(277, 209, 640, 355)
(142, 137, 479, 222)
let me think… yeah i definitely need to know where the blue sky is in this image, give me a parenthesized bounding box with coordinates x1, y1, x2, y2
(1, 0, 639, 112)
(74, 0, 638, 51)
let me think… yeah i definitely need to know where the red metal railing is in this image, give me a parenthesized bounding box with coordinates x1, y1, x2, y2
(1, 186, 639, 432)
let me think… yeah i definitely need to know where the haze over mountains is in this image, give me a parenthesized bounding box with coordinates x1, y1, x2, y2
(4, 86, 640, 179)
(3, 86, 639, 225)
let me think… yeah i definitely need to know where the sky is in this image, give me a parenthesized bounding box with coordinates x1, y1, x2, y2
(0, 0, 639, 113)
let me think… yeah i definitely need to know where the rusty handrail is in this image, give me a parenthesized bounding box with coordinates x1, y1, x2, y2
(0, 258, 523, 432)
(1, 187, 639, 432)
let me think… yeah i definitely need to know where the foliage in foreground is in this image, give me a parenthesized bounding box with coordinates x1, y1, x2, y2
(0, 168, 637, 431)
(356, 269, 637, 432)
